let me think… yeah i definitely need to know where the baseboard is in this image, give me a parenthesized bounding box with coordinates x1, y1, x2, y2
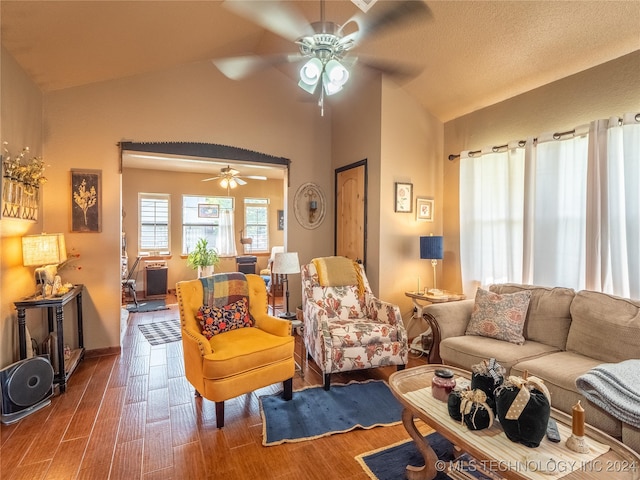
(85, 346, 121, 358)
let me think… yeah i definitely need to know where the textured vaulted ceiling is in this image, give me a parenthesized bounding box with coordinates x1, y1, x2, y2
(1, 0, 639, 123)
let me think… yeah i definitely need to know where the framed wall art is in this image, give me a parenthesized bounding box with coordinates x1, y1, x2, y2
(277, 209, 284, 230)
(416, 197, 434, 221)
(394, 182, 413, 213)
(71, 169, 102, 232)
(198, 204, 219, 218)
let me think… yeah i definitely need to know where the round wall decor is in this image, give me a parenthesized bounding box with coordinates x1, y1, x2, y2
(293, 182, 326, 229)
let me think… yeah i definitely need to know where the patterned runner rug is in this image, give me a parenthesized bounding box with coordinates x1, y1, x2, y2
(138, 319, 181, 345)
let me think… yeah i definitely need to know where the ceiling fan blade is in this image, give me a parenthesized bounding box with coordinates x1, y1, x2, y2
(235, 177, 248, 186)
(344, 0, 432, 46)
(213, 53, 303, 80)
(201, 176, 221, 182)
(357, 55, 424, 82)
(223, 0, 314, 42)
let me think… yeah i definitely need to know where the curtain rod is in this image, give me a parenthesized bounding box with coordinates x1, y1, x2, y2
(448, 114, 640, 161)
(447, 130, 577, 161)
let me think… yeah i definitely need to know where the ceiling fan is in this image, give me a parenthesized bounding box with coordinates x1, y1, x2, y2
(213, 0, 431, 115)
(201, 165, 267, 189)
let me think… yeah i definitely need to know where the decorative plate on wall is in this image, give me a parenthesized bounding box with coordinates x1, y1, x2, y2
(293, 182, 326, 230)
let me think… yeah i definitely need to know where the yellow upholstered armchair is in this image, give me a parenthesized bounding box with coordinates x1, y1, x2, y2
(176, 273, 295, 428)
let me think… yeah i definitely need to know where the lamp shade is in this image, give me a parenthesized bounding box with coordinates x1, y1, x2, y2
(22, 233, 67, 266)
(272, 252, 300, 275)
(420, 236, 443, 260)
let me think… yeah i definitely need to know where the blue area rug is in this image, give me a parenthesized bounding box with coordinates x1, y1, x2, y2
(259, 380, 403, 446)
(355, 432, 455, 480)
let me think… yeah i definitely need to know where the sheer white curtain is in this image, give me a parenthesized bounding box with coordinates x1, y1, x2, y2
(586, 114, 640, 298)
(459, 113, 640, 299)
(459, 144, 525, 295)
(531, 126, 589, 289)
(216, 208, 237, 257)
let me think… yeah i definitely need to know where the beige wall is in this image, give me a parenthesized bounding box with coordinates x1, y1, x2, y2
(4, 40, 637, 363)
(122, 167, 285, 291)
(38, 60, 330, 353)
(380, 79, 443, 335)
(0, 47, 45, 367)
(443, 51, 640, 295)
(332, 77, 383, 286)
(332, 76, 444, 335)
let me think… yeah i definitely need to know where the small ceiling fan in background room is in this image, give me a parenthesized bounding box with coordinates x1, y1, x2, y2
(202, 165, 267, 193)
(213, 0, 431, 115)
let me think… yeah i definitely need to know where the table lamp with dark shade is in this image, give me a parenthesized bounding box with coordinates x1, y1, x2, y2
(271, 252, 300, 320)
(420, 235, 443, 295)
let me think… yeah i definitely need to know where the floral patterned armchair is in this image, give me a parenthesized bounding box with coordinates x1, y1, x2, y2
(301, 258, 408, 390)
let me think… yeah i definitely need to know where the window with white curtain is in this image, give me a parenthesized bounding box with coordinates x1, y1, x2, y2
(459, 113, 640, 299)
(182, 195, 233, 255)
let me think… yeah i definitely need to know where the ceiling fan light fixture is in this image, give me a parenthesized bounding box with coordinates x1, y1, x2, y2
(322, 71, 344, 95)
(323, 59, 349, 95)
(228, 178, 238, 189)
(220, 177, 229, 189)
(325, 59, 349, 85)
(298, 57, 323, 93)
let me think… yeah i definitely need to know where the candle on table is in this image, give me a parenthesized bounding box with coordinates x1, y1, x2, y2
(572, 400, 585, 437)
(417, 277, 420, 293)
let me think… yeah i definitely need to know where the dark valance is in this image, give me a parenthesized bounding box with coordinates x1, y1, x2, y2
(119, 141, 290, 169)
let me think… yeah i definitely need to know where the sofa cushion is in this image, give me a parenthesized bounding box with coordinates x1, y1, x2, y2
(566, 290, 640, 363)
(466, 288, 531, 344)
(440, 336, 558, 373)
(490, 284, 575, 350)
(512, 352, 621, 439)
(203, 327, 293, 380)
(198, 298, 253, 339)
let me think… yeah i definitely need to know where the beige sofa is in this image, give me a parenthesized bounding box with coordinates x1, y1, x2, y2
(424, 283, 640, 453)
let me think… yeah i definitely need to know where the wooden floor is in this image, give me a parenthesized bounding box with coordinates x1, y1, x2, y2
(0, 299, 431, 479)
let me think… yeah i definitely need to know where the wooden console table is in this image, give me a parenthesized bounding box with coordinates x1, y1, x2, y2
(14, 284, 85, 393)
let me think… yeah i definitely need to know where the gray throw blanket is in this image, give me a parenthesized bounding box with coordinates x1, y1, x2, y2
(575, 359, 640, 428)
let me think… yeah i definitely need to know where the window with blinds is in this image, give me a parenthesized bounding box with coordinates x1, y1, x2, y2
(244, 198, 269, 253)
(139, 193, 170, 253)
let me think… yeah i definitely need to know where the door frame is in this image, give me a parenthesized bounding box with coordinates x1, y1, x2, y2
(334, 159, 368, 267)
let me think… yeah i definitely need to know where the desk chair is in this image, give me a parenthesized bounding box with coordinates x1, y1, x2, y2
(122, 256, 141, 308)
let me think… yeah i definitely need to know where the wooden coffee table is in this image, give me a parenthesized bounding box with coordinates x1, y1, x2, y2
(389, 365, 640, 480)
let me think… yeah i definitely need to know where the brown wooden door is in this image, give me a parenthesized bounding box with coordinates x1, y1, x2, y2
(335, 160, 367, 265)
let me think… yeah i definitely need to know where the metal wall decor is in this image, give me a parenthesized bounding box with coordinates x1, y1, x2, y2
(1, 146, 45, 221)
(293, 182, 326, 229)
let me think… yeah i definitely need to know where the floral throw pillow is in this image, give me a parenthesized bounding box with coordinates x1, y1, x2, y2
(465, 288, 531, 345)
(197, 298, 253, 339)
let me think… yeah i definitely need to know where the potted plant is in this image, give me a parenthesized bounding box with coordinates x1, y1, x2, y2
(186, 238, 220, 278)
